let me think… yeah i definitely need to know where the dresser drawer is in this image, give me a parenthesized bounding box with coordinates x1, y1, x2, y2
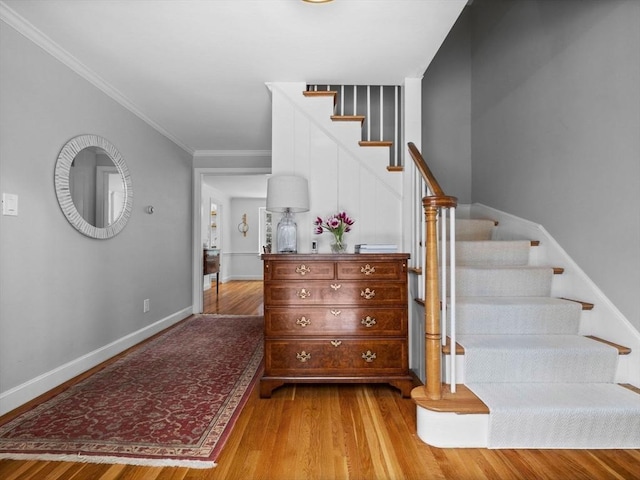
(264, 339, 408, 376)
(265, 260, 335, 280)
(337, 260, 406, 280)
(264, 281, 407, 306)
(265, 307, 407, 336)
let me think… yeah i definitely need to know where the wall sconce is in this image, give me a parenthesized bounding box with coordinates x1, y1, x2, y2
(238, 213, 249, 236)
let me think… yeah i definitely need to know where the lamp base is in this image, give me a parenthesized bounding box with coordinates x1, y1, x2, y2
(276, 210, 297, 254)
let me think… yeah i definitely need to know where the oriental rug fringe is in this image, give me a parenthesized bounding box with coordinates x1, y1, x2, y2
(0, 315, 264, 469)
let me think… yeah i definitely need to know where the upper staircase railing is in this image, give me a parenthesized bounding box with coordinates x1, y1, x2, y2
(408, 142, 458, 400)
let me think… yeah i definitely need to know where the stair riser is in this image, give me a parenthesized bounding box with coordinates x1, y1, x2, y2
(456, 267, 553, 297)
(463, 350, 617, 383)
(453, 241, 531, 266)
(448, 303, 581, 335)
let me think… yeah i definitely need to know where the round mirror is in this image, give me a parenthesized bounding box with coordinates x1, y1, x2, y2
(55, 134, 133, 239)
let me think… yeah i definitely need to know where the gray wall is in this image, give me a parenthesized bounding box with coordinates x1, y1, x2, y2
(422, 0, 640, 330)
(421, 12, 472, 203)
(0, 24, 193, 398)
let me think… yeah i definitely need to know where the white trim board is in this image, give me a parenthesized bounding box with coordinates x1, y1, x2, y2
(0, 307, 192, 416)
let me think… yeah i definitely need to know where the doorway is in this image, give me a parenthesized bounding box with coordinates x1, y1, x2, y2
(192, 168, 270, 314)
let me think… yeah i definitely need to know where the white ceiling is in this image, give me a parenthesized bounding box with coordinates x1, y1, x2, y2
(1, 0, 467, 157)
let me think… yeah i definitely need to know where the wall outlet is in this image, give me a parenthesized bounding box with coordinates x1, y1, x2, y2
(143, 299, 150, 313)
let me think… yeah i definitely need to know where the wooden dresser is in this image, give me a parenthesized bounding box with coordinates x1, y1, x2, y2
(260, 253, 414, 398)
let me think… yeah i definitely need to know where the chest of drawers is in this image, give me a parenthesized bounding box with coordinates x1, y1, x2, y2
(260, 253, 414, 397)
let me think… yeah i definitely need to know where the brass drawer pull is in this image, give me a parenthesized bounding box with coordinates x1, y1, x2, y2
(296, 351, 311, 362)
(330, 309, 341, 316)
(330, 340, 342, 347)
(361, 316, 377, 327)
(361, 264, 376, 275)
(362, 350, 377, 363)
(296, 316, 311, 327)
(330, 283, 341, 291)
(360, 288, 375, 300)
(296, 264, 311, 275)
(297, 288, 311, 299)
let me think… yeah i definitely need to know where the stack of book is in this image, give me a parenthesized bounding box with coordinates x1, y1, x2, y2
(354, 244, 398, 254)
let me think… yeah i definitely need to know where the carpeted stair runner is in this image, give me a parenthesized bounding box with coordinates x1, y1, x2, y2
(450, 297, 582, 335)
(459, 334, 618, 383)
(448, 217, 640, 449)
(465, 383, 640, 449)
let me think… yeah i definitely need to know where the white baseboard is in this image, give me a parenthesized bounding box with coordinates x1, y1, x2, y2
(0, 306, 192, 416)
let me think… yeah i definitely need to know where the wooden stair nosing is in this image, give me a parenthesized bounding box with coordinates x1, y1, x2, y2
(561, 297, 595, 310)
(303, 90, 337, 105)
(442, 335, 631, 356)
(331, 114, 365, 124)
(412, 384, 490, 415)
(586, 335, 632, 355)
(358, 140, 393, 147)
(415, 297, 593, 311)
(414, 383, 640, 415)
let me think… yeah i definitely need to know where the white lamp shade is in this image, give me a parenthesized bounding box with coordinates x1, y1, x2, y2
(266, 175, 310, 213)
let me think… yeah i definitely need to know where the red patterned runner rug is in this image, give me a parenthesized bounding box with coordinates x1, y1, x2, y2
(0, 315, 263, 469)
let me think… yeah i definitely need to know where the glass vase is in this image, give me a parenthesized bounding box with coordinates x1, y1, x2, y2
(330, 240, 347, 253)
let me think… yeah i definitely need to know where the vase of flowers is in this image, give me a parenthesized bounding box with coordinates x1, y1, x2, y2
(314, 211, 354, 253)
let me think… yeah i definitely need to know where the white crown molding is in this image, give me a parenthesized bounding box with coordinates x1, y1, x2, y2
(0, 1, 194, 155)
(193, 150, 272, 157)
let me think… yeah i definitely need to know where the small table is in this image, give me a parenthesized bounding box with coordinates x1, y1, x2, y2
(204, 249, 220, 294)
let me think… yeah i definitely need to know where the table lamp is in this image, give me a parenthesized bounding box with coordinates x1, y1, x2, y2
(266, 175, 310, 253)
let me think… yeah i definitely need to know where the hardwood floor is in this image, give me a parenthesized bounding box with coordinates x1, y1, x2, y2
(203, 279, 264, 315)
(2, 281, 639, 479)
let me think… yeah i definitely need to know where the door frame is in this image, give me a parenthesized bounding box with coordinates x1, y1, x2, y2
(192, 167, 270, 313)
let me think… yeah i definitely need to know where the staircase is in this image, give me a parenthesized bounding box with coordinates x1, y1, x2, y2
(302, 90, 399, 170)
(413, 211, 640, 449)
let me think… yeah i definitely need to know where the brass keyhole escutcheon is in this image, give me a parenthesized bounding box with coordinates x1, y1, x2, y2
(360, 288, 375, 300)
(361, 264, 376, 275)
(296, 316, 311, 327)
(297, 288, 311, 299)
(297, 351, 311, 362)
(361, 316, 377, 327)
(361, 350, 377, 363)
(296, 264, 311, 275)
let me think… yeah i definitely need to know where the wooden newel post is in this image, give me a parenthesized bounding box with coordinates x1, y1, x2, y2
(423, 203, 442, 400)
(422, 195, 457, 401)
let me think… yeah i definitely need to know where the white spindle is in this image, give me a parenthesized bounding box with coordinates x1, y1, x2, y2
(449, 208, 457, 392)
(441, 209, 447, 347)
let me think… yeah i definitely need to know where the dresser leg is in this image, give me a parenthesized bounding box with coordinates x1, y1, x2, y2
(260, 378, 285, 398)
(389, 379, 416, 398)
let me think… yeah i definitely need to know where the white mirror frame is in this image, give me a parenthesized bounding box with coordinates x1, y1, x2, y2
(55, 134, 133, 239)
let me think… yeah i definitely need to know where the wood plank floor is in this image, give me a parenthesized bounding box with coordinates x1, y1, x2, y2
(2, 281, 639, 479)
(203, 279, 264, 315)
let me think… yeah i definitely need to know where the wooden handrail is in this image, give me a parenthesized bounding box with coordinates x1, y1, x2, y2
(408, 142, 457, 400)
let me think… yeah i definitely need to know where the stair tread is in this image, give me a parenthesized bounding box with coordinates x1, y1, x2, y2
(358, 140, 393, 147)
(331, 115, 365, 124)
(454, 296, 581, 306)
(456, 334, 625, 353)
(444, 334, 629, 354)
(466, 382, 640, 408)
(412, 384, 490, 414)
(414, 382, 640, 415)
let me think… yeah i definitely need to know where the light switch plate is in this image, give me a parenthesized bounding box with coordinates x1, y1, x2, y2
(2, 193, 18, 216)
